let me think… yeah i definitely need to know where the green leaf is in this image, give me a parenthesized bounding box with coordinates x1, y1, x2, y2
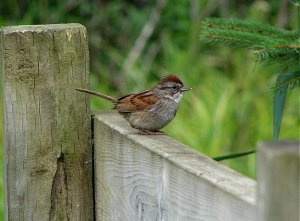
(272, 71, 300, 91)
(213, 149, 256, 161)
(273, 72, 294, 139)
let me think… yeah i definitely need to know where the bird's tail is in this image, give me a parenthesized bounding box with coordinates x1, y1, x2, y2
(76, 88, 118, 103)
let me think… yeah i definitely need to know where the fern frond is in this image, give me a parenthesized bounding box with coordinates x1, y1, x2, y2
(200, 17, 300, 140)
(201, 28, 290, 49)
(200, 18, 300, 70)
(254, 47, 300, 67)
(271, 71, 300, 92)
(202, 18, 299, 41)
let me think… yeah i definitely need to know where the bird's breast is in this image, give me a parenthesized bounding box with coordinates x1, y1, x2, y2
(126, 99, 179, 131)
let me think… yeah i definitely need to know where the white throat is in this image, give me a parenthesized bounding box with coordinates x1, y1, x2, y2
(165, 92, 183, 103)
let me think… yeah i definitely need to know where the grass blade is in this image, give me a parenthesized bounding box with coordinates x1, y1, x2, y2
(213, 149, 256, 161)
(273, 72, 293, 139)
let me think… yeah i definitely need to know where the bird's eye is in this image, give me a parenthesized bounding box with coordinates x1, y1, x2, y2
(171, 85, 177, 90)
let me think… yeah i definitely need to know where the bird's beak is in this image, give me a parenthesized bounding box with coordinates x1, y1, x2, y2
(179, 86, 191, 92)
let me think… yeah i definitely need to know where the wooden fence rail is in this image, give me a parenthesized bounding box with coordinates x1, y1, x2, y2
(93, 111, 256, 221)
(1, 24, 299, 221)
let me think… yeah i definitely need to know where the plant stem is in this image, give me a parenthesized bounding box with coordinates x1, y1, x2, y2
(213, 149, 256, 161)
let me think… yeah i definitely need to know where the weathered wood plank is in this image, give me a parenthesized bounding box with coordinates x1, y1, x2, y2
(257, 141, 300, 221)
(94, 111, 256, 221)
(1, 24, 93, 221)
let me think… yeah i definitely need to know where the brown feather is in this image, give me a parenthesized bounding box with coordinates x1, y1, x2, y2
(159, 75, 183, 85)
(116, 90, 158, 113)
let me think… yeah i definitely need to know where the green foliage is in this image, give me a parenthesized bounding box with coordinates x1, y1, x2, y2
(200, 18, 300, 70)
(272, 71, 300, 91)
(203, 18, 297, 39)
(273, 72, 300, 138)
(200, 12, 300, 139)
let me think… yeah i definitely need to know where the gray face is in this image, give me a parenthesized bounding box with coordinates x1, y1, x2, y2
(154, 81, 184, 102)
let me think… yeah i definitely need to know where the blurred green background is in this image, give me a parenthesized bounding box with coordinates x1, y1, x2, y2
(0, 0, 299, 219)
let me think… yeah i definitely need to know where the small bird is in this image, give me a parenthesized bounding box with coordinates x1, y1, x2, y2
(76, 75, 190, 135)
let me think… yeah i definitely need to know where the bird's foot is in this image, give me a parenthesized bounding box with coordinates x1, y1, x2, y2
(139, 130, 165, 135)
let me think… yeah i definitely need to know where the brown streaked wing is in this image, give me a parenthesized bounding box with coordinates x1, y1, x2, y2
(116, 90, 158, 113)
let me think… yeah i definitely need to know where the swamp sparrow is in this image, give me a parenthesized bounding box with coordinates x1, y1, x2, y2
(76, 75, 190, 135)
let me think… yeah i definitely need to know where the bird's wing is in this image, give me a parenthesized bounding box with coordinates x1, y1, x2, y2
(116, 90, 158, 113)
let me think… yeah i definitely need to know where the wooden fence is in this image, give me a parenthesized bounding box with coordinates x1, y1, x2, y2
(1, 24, 299, 221)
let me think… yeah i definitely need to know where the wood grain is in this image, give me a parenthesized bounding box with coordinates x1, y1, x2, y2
(94, 111, 256, 221)
(1, 24, 93, 221)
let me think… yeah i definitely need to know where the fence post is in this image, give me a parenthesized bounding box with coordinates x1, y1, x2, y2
(257, 141, 299, 221)
(1, 24, 93, 221)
